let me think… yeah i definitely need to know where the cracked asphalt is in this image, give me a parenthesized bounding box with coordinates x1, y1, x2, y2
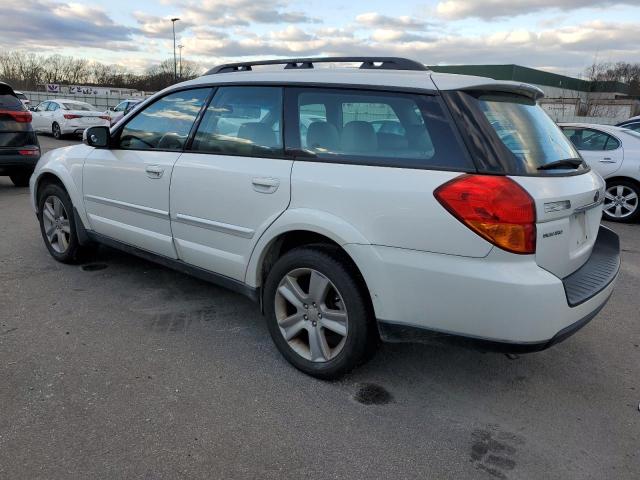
(1, 136, 639, 479)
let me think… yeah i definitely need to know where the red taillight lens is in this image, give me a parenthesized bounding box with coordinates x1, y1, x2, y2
(0, 110, 32, 122)
(434, 174, 536, 254)
(64, 114, 81, 119)
(19, 147, 40, 156)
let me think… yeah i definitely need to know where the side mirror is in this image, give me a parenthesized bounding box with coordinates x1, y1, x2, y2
(29, 107, 36, 111)
(83, 126, 110, 148)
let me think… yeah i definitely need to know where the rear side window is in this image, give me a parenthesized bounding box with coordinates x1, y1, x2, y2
(118, 88, 210, 151)
(191, 86, 283, 157)
(286, 88, 472, 170)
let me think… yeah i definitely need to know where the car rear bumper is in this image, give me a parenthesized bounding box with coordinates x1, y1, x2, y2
(345, 226, 620, 347)
(61, 120, 109, 135)
(0, 152, 40, 171)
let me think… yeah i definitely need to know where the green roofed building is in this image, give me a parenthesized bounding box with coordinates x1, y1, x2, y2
(428, 64, 638, 124)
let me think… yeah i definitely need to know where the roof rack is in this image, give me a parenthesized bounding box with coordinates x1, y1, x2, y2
(205, 57, 428, 75)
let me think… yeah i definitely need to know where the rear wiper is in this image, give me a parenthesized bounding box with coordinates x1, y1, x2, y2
(537, 158, 584, 171)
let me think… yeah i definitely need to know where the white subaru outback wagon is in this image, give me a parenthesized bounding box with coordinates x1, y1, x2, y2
(30, 57, 620, 379)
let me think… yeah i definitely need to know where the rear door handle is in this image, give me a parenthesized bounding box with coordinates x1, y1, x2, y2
(145, 165, 164, 178)
(252, 177, 280, 194)
(599, 157, 615, 163)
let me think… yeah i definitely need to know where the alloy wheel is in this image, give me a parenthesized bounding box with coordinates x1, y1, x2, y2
(274, 268, 348, 362)
(42, 195, 71, 253)
(604, 185, 638, 219)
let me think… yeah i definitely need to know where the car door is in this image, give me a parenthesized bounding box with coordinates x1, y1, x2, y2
(170, 86, 292, 281)
(47, 101, 61, 131)
(31, 101, 49, 131)
(82, 87, 211, 258)
(563, 127, 623, 178)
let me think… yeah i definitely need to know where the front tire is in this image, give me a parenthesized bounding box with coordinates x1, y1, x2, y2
(263, 246, 377, 379)
(38, 183, 84, 263)
(603, 179, 640, 222)
(52, 122, 62, 139)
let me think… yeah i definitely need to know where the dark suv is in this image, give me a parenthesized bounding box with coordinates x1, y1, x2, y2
(0, 82, 40, 186)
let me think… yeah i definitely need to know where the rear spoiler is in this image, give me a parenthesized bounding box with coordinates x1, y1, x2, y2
(461, 82, 545, 101)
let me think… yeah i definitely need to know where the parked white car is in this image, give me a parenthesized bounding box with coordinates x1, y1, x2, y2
(31, 99, 110, 139)
(560, 123, 640, 222)
(29, 57, 620, 378)
(108, 99, 142, 126)
(14, 91, 30, 108)
(616, 115, 640, 133)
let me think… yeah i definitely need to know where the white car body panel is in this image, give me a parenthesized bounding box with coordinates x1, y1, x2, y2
(170, 154, 293, 281)
(82, 148, 180, 258)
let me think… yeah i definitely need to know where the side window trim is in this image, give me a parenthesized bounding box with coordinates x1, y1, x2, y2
(110, 87, 213, 152)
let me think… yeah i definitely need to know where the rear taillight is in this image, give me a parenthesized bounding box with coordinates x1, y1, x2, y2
(18, 147, 40, 156)
(64, 114, 81, 119)
(0, 110, 32, 123)
(434, 174, 536, 254)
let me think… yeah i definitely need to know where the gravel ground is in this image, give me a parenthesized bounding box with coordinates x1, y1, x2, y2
(1, 136, 639, 479)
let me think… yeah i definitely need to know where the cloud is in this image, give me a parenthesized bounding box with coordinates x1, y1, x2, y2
(0, 0, 138, 51)
(436, 0, 640, 20)
(355, 12, 429, 29)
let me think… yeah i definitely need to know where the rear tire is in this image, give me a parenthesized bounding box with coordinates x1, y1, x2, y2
(263, 246, 377, 379)
(10, 171, 32, 187)
(52, 122, 63, 139)
(603, 179, 640, 223)
(37, 183, 85, 263)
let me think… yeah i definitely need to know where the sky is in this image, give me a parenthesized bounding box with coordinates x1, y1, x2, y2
(1, 0, 639, 78)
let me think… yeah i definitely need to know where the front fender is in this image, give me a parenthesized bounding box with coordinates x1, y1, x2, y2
(244, 207, 371, 287)
(30, 144, 93, 229)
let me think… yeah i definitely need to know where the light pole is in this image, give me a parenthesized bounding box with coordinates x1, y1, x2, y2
(171, 18, 180, 82)
(178, 44, 184, 79)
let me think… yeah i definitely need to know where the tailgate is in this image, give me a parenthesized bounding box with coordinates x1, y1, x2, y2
(513, 171, 605, 278)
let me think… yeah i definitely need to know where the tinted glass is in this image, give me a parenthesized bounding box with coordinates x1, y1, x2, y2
(47, 103, 59, 111)
(35, 102, 49, 112)
(564, 128, 620, 151)
(289, 88, 469, 170)
(0, 94, 23, 110)
(477, 94, 580, 167)
(62, 102, 94, 111)
(192, 86, 283, 157)
(623, 122, 640, 132)
(119, 88, 209, 150)
(114, 102, 126, 112)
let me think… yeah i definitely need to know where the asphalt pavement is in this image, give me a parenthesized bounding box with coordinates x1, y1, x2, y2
(1, 136, 639, 479)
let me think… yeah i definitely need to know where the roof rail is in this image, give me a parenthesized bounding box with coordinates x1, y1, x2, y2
(205, 57, 428, 75)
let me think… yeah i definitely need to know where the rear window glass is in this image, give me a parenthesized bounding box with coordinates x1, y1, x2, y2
(477, 94, 580, 170)
(61, 102, 95, 111)
(289, 88, 472, 171)
(0, 94, 23, 110)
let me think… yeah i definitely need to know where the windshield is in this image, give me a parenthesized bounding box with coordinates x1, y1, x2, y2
(477, 93, 581, 171)
(62, 102, 95, 111)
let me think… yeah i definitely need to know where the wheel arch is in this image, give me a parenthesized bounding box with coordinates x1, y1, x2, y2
(245, 208, 372, 289)
(605, 175, 640, 190)
(33, 166, 89, 229)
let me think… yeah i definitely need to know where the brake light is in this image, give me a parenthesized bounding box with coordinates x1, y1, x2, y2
(64, 114, 81, 119)
(0, 110, 32, 123)
(434, 174, 536, 254)
(19, 147, 40, 156)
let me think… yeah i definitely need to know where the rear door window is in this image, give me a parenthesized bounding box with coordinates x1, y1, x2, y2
(285, 88, 472, 171)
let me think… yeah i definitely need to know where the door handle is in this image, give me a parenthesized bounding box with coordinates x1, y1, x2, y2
(599, 158, 615, 163)
(252, 177, 280, 194)
(145, 165, 164, 178)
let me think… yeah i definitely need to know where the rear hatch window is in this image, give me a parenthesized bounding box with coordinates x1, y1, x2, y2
(0, 93, 24, 111)
(443, 91, 587, 176)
